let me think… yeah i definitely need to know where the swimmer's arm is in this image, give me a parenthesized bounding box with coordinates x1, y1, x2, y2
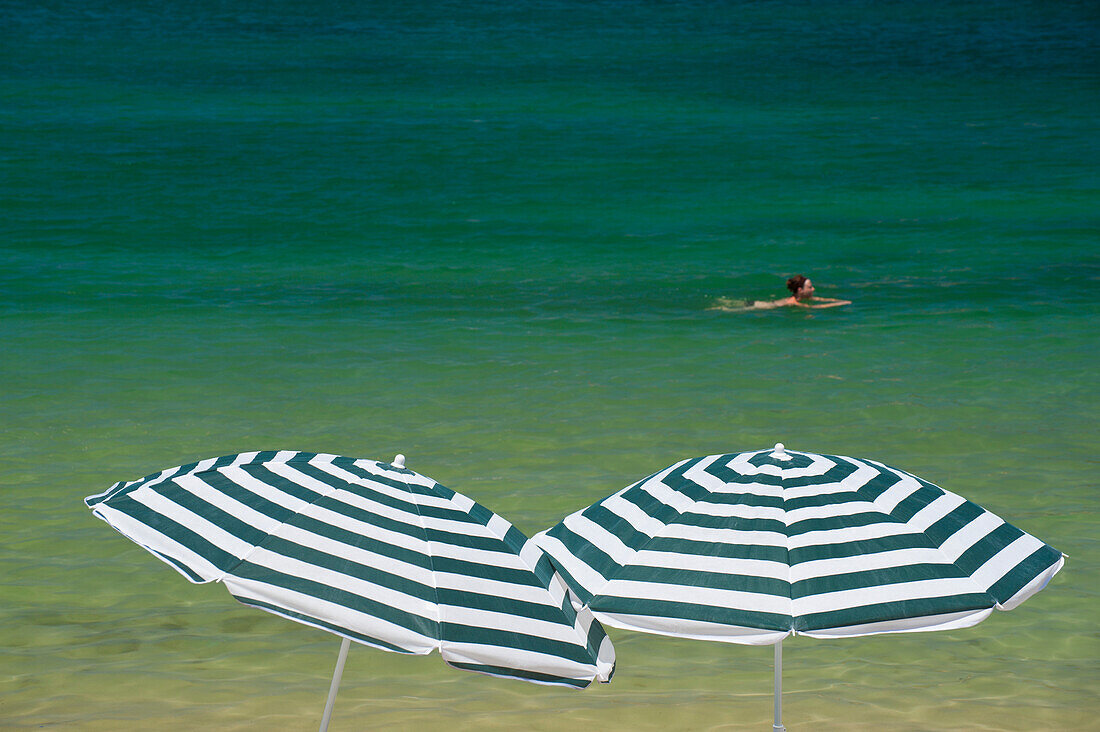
(806, 298, 851, 308)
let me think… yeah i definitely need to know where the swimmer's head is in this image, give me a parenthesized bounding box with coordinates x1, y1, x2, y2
(786, 275, 814, 299)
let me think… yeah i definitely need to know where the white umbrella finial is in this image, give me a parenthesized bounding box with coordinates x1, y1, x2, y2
(392, 454, 406, 469)
(770, 443, 791, 460)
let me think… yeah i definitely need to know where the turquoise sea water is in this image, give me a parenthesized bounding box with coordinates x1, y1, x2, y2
(3, 1, 1097, 729)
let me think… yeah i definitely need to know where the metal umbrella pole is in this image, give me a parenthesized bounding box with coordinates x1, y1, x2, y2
(773, 640, 786, 732)
(319, 637, 352, 732)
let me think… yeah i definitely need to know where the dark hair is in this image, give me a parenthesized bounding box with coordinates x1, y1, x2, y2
(786, 275, 807, 295)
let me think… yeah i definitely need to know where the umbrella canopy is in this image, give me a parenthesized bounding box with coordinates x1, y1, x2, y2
(533, 444, 1063, 728)
(86, 450, 614, 695)
(535, 444, 1063, 641)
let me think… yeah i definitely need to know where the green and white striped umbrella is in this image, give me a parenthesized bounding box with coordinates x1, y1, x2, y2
(86, 451, 614, 729)
(534, 444, 1064, 730)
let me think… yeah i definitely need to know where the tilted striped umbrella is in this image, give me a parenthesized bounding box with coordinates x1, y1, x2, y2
(85, 451, 614, 730)
(534, 444, 1064, 731)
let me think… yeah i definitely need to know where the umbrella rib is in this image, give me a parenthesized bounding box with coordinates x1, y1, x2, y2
(402, 479, 444, 647)
(206, 457, 353, 583)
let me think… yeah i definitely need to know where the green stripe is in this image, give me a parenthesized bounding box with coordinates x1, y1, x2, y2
(788, 533, 932, 564)
(104, 496, 240, 573)
(431, 555, 545, 588)
(787, 511, 892, 536)
(782, 470, 905, 510)
(423, 525, 519, 553)
(310, 494, 431, 541)
(676, 513, 788, 533)
(149, 548, 207, 582)
(583, 614, 609, 653)
(258, 535, 438, 602)
(791, 562, 971, 598)
(986, 545, 1062, 604)
(884, 483, 945, 522)
(436, 588, 568, 623)
(297, 459, 475, 524)
(614, 564, 789, 596)
(953, 522, 1024, 576)
(547, 525, 622, 585)
(231, 560, 440, 639)
(645, 536, 788, 562)
(540, 552, 596, 605)
(154, 483, 271, 548)
(706, 454, 863, 490)
(591, 595, 791, 631)
(580, 504, 660, 549)
(795, 592, 993, 631)
(338, 459, 455, 503)
(284, 512, 434, 570)
(195, 469, 301, 524)
(440, 622, 598, 665)
(924, 500, 985, 545)
(239, 463, 330, 504)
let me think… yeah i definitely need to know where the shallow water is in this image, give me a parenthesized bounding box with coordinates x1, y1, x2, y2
(3, 1, 1098, 729)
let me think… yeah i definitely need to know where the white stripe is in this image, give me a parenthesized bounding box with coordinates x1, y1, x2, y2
(223, 575, 438, 655)
(789, 547, 958, 582)
(315, 458, 452, 509)
(440, 642, 594, 680)
(518, 539, 547, 574)
(175, 474, 284, 534)
(908, 491, 967, 532)
(533, 532, 609, 596)
(244, 547, 440, 620)
(317, 475, 500, 539)
(92, 505, 224, 582)
(700, 479, 784, 498)
(970, 534, 1045, 591)
(658, 523, 788, 547)
(726, 450, 836, 479)
(264, 461, 345, 501)
(448, 492, 475, 512)
(129, 487, 255, 560)
(678, 499, 786, 521)
(1001, 553, 1064, 610)
(871, 472, 925, 514)
(594, 611, 790, 645)
(424, 534, 535, 568)
(294, 501, 431, 554)
(601, 493, 668, 537)
(685, 455, 781, 497)
(635, 480, 694, 515)
(350, 457, 437, 489)
(629, 549, 790, 581)
(134, 464, 188, 494)
(486, 513, 512, 538)
(559, 514, 638, 566)
(271, 523, 436, 586)
(800, 607, 993, 638)
(938, 510, 1004, 561)
(295, 498, 532, 569)
(781, 460, 884, 500)
(598, 578, 792, 615)
(791, 576, 990, 616)
(785, 499, 878, 525)
(218, 465, 318, 514)
(788, 521, 916, 549)
(435, 572, 565, 608)
(440, 605, 588, 645)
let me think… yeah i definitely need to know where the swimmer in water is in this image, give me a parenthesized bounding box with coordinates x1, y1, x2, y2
(756, 275, 850, 309)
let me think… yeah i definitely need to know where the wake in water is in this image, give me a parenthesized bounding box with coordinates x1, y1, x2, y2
(708, 296, 762, 312)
